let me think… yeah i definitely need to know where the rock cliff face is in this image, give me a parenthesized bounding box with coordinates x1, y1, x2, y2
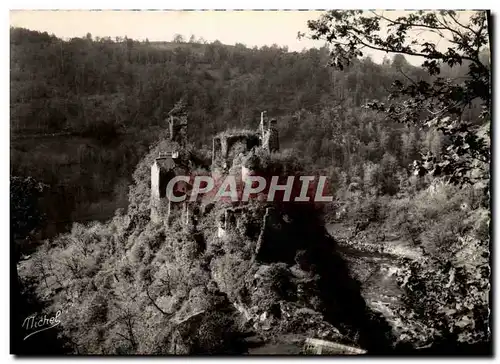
(141, 131, 396, 354)
(20, 125, 488, 354)
(142, 130, 487, 354)
(163, 204, 394, 354)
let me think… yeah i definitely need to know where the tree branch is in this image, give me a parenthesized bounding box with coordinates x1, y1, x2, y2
(146, 286, 171, 316)
(345, 30, 452, 61)
(116, 332, 134, 344)
(371, 11, 449, 31)
(436, 14, 479, 55)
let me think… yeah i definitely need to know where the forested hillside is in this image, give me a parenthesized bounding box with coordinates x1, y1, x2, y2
(11, 26, 486, 233)
(10, 25, 487, 175)
(11, 10, 491, 354)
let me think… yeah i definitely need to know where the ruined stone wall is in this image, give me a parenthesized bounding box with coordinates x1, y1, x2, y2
(151, 159, 175, 200)
(151, 162, 161, 201)
(151, 161, 163, 223)
(150, 156, 176, 224)
(182, 202, 199, 231)
(259, 111, 267, 137)
(151, 198, 171, 224)
(212, 137, 223, 166)
(217, 207, 247, 238)
(262, 119, 279, 153)
(212, 133, 261, 171)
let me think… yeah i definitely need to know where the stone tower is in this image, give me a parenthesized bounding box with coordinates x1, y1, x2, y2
(260, 112, 279, 153)
(150, 152, 176, 223)
(259, 111, 267, 137)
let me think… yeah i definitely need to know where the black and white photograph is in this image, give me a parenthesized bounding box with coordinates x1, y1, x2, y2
(8, 8, 492, 356)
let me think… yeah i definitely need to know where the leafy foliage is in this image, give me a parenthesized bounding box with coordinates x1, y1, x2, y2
(306, 10, 490, 187)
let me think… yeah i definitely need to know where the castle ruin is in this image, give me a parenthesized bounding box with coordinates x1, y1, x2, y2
(211, 111, 280, 172)
(259, 111, 279, 153)
(150, 151, 191, 224)
(212, 132, 261, 170)
(151, 111, 280, 229)
(150, 151, 176, 224)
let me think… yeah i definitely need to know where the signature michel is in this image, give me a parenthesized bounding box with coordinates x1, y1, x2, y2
(22, 310, 62, 340)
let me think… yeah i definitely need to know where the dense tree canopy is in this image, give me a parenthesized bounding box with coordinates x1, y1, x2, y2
(305, 10, 490, 187)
